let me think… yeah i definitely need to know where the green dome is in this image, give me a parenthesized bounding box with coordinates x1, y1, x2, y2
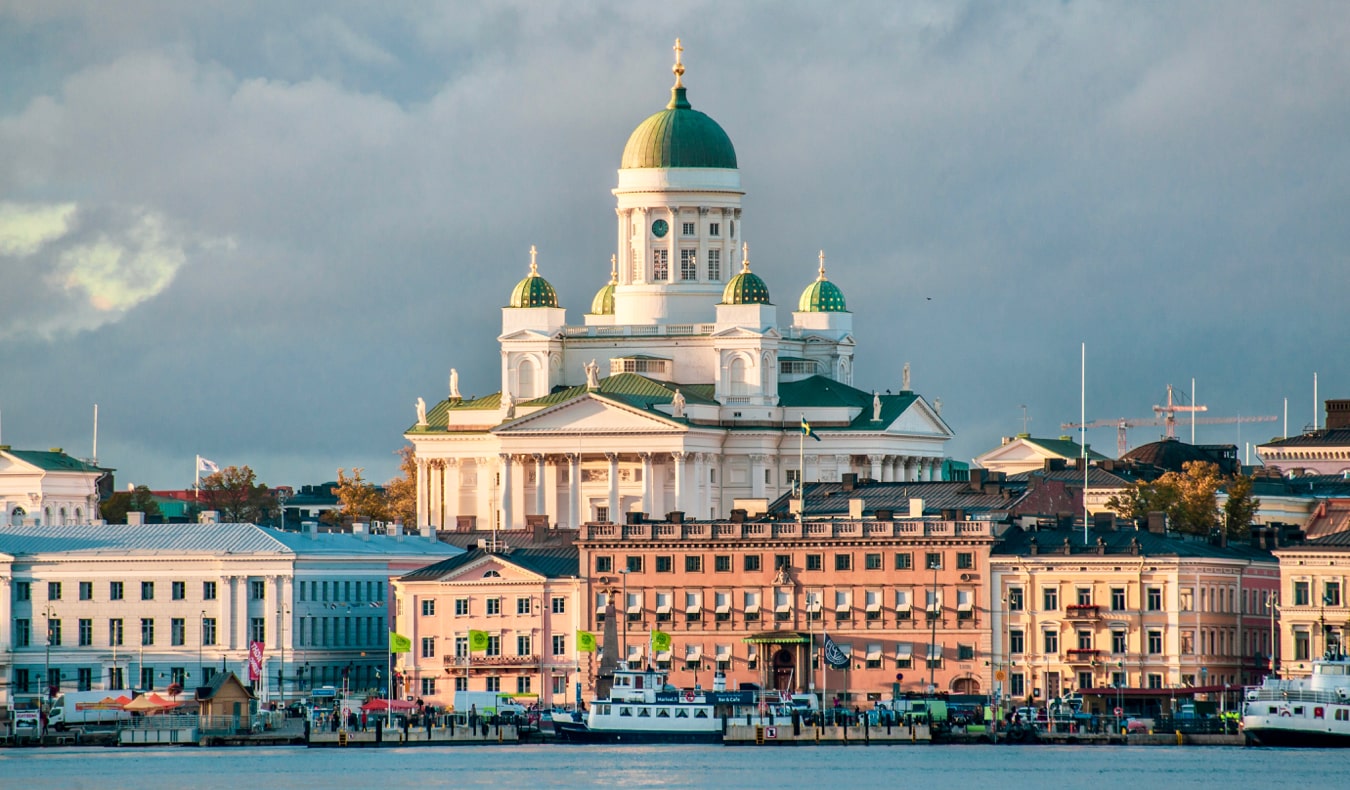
(621, 86, 738, 170)
(507, 247, 559, 308)
(721, 259, 771, 305)
(591, 283, 615, 315)
(798, 256, 848, 312)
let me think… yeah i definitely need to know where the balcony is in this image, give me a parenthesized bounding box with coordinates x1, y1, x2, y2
(1065, 648, 1102, 664)
(442, 654, 540, 669)
(1065, 604, 1100, 621)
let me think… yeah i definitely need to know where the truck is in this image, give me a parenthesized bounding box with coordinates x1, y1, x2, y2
(48, 691, 133, 731)
(451, 691, 528, 720)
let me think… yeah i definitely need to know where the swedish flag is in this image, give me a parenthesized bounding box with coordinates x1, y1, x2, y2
(801, 416, 822, 441)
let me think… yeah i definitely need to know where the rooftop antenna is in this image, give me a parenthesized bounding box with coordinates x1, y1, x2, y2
(92, 404, 99, 465)
(1191, 378, 1196, 444)
(1314, 372, 1319, 431)
(1020, 404, 1031, 434)
(1081, 342, 1088, 545)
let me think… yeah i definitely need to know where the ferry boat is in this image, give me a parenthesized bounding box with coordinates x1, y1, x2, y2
(1243, 650, 1350, 747)
(555, 665, 798, 744)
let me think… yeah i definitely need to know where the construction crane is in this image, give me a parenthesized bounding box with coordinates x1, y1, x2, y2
(1062, 385, 1278, 456)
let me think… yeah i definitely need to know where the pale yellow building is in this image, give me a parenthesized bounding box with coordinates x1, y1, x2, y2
(1273, 532, 1350, 677)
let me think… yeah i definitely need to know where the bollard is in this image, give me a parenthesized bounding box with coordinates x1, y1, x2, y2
(1176, 730, 1183, 746)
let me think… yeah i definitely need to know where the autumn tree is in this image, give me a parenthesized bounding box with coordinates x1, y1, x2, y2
(333, 446, 419, 528)
(101, 485, 163, 523)
(1223, 473, 1260, 539)
(197, 465, 275, 523)
(383, 446, 417, 527)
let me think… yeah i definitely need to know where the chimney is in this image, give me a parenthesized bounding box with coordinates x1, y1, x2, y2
(198, 510, 219, 524)
(841, 473, 858, 492)
(730, 509, 747, 523)
(908, 498, 924, 519)
(1029, 536, 1039, 555)
(874, 509, 894, 521)
(848, 498, 865, 519)
(969, 468, 987, 491)
(305, 521, 319, 540)
(126, 511, 144, 526)
(352, 521, 368, 535)
(1146, 511, 1167, 534)
(391, 522, 404, 540)
(667, 511, 684, 524)
(625, 511, 644, 525)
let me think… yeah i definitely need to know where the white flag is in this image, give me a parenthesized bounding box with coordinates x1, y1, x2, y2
(197, 456, 220, 474)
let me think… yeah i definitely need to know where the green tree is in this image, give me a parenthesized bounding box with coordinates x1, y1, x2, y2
(1105, 461, 1230, 536)
(1223, 474, 1260, 539)
(100, 485, 163, 523)
(198, 465, 274, 523)
(383, 446, 418, 527)
(333, 467, 388, 523)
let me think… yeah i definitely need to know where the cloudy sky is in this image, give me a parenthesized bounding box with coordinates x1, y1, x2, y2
(2, 1, 1347, 491)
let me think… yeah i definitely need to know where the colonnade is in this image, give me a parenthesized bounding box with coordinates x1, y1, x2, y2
(415, 452, 944, 532)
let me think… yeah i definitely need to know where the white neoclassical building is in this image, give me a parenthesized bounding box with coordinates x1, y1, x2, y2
(407, 43, 953, 533)
(0, 447, 106, 527)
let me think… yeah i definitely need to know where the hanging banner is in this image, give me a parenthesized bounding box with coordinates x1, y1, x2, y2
(248, 641, 265, 681)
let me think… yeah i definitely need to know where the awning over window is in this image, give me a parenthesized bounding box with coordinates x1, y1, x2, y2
(866, 602, 882, 613)
(627, 603, 643, 614)
(927, 644, 943, 660)
(686, 605, 702, 615)
(655, 650, 671, 662)
(716, 645, 732, 661)
(740, 632, 810, 645)
(657, 604, 672, 614)
(627, 645, 643, 658)
(716, 603, 731, 614)
(776, 603, 792, 613)
(866, 644, 882, 660)
(745, 603, 761, 614)
(685, 644, 703, 659)
(896, 643, 914, 659)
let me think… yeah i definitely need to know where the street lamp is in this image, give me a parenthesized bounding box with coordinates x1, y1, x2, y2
(278, 606, 290, 705)
(1268, 592, 1280, 676)
(199, 610, 207, 681)
(277, 489, 288, 531)
(43, 605, 57, 702)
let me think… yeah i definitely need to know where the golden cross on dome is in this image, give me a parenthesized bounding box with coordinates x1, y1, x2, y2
(741, 241, 751, 271)
(609, 254, 618, 282)
(818, 250, 827, 279)
(529, 245, 538, 274)
(673, 38, 685, 87)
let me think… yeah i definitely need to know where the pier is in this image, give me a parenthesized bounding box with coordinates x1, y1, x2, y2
(724, 721, 931, 745)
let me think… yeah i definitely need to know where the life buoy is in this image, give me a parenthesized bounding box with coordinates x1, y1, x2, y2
(1280, 708, 1292, 717)
(685, 690, 695, 703)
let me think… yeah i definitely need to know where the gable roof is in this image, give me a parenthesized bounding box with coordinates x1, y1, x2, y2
(400, 546, 579, 582)
(767, 480, 1024, 519)
(1, 448, 109, 474)
(1022, 437, 1109, 461)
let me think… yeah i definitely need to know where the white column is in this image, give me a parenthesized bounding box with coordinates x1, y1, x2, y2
(0, 574, 12, 662)
(500, 454, 515, 530)
(920, 459, 932, 482)
(543, 456, 559, 525)
(443, 459, 459, 531)
(640, 452, 654, 516)
(511, 455, 527, 529)
(749, 454, 765, 500)
(868, 454, 884, 481)
(567, 453, 581, 529)
(476, 457, 493, 530)
(897, 457, 911, 482)
(804, 454, 819, 486)
(416, 459, 428, 527)
(534, 454, 547, 517)
(694, 453, 708, 519)
(672, 452, 687, 514)
(606, 452, 620, 522)
(235, 576, 249, 652)
(835, 454, 850, 482)
(429, 460, 441, 529)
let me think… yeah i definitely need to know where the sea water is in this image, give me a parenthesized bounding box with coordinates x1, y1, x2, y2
(3, 744, 1348, 789)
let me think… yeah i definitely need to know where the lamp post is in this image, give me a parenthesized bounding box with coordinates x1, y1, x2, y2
(199, 610, 207, 681)
(620, 569, 630, 667)
(278, 606, 290, 704)
(1268, 592, 1279, 676)
(277, 489, 288, 531)
(43, 605, 57, 703)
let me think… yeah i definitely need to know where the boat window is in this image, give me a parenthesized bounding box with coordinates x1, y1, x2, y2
(675, 709, 689, 718)
(619, 707, 633, 717)
(638, 708, 651, 717)
(1268, 706, 1279, 714)
(1317, 664, 1346, 675)
(695, 708, 709, 718)
(601, 705, 610, 715)
(1293, 707, 1304, 715)
(657, 708, 670, 718)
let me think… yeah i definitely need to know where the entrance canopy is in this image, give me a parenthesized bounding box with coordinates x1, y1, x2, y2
(741, 632, 809, 645)
(360, 698, 416, 712)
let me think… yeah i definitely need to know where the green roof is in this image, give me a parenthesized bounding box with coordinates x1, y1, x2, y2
(3, 449, 105, 473)
(798, 277, 847, 312)
(721, 263, 771, 305)
(590, 282, 615, 315)
(508, 273, 558, 308)
(777, 376, 919, 430)
(621, 86, 737, 170)
(1024, 436, 1109, 461)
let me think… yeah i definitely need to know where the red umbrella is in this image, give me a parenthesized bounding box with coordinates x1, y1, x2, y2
(360, 698, 415, 712)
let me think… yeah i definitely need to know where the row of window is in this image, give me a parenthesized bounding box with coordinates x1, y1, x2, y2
(418, 596, 565, 617)
(1007, 583, 1276, 614)
(596, 551, 971, 575)
(1007, 586, 1164, 612)
(15, 580, 224, 603)
(11, 666, 208, 694)
(13, 617, 219, 647)
(1291, 580, 1342, 607)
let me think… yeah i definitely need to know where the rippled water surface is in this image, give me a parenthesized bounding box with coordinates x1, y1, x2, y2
(4, 744, 1349, 789)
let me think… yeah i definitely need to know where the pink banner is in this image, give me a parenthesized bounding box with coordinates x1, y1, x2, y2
(248, 641, 265, 682)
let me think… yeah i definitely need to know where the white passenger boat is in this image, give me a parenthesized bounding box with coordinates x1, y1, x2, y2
(555, 665, 788, 744)
(1243, 650, 1350, 747)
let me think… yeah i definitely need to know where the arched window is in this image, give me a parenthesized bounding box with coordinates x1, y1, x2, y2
(517, 358, 537, 400)
(10, 507, 24, 526)
(59, 507, 68, 525)
(728, 357, 748, 398)
(483, 570, 501, 578)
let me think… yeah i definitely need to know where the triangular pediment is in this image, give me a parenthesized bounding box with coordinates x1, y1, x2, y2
(973, 438, 1068, 471)
(800, 333, 855, 346)
(885, 398, 953, 438)
(498, 328, 558, 342)
(493, 393, 686, 435)
(435, 554, 547, 583)
(710, 326, 779, 339)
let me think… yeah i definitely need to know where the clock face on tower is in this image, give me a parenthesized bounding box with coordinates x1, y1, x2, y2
(651, 219, 669, 238)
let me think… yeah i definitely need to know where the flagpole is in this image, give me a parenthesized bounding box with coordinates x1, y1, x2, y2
(799, 413, 805, 526)
(387, 628, 393, 730)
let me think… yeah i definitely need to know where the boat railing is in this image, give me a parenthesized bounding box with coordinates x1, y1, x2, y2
(1246, 687, 1343, 705)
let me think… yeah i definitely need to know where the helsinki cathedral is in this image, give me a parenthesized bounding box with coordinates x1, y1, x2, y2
(407, 42, 952, 533)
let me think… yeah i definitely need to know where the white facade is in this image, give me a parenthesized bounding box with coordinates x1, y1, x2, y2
(408, 49, 953, 532)
(0, 522, 459, 710)
(0, 448, 105, 527)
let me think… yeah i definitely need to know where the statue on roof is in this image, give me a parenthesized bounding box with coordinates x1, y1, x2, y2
(671, 388, 686, 419)
(415, 397, 428, 426)
(449, 368, 461, 400)
(872, 391, 882, 422)
(585, 359, 600, 390)
(504, 391, 517, 419)
(934, 397, 943, 416)
(902, 362, 911, 392)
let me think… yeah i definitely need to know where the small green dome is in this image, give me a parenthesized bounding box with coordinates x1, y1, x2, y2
(507, 247, 559, 308)
(797, 253, 847, 312)
(721, 257, 771, 305)
(591, 255, 618, 315)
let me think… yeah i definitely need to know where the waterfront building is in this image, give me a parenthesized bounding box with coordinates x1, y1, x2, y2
(404, 43, 951, 535)
(575, 508, 1000, 704)
(0, 520, 457, 710)
(989, 523, 1278, 713)
(390, 547, 582, 709)
(973, 435, 1107, 476)
(0, 447, 108, 527)
(1257, 399, 1350, 477)
(1271, 531, 1350, 678)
